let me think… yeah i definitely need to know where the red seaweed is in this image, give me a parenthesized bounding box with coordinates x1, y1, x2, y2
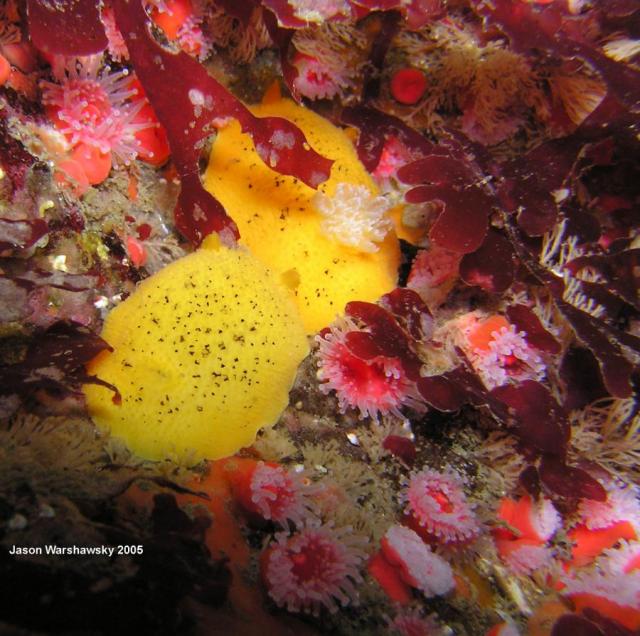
(262, 9, 300, 101)
(0, 115, 36, 193)
(345, 300, 422, 379)
(519, 465, 541, 499)
(343, 330, 384, 360)
(539, 456, 607, 502)
(459, 229, 515, 293)
(261, 0, 315, 28)
(416, 374, 467, 413)
(581, 609, 637, 636)
(560, 347, 609, 411)
(26, 0, 107, 56)
(505, 304, 560, 354)
(361, 11, 402, 100)
(379, 287, 432, 342)
(0, 322, 120, 404)
(556, 300, 636, 399)
(0, 217, 48, 252)
(491, 381, 569, 458)
(399, 153, 493, 254)
(112, 0, 332, 246)
(341, 105, 434, 172)
(551, 614, 604, 636)
(497, 138, 582, 237)
(261, 0, 404, 28)
(351, 0, 404, 10)
(382, 434, 416, 466)
(566, 249, 640, 311)
(214, 0, 258, 26)
(504, 219, 638, 399)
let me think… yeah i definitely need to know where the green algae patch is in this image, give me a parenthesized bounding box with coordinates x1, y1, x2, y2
(83, 235, 308, 464)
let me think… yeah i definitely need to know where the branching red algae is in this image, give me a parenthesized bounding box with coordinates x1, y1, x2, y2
(26, 0, 108, 56)
(112, 0, 333, 246)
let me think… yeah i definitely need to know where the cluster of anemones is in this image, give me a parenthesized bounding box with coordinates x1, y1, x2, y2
(315, 295, 550, 422)
(40, 55, 168, 195)
(490, 473, 639, 596)
(368, 466, 479, 606)
(481, 471, 640, 635)
(224, 458, 372, 616)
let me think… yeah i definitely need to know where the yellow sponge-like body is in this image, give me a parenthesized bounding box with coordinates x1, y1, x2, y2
(204, 93, 400, 333)
(84, 236, 308, 463)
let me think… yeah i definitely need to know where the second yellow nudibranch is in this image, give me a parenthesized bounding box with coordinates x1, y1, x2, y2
(204, 84, 401, 333)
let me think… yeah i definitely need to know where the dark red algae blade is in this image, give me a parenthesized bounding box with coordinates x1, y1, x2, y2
(0, 323, 121, 404)
(556, 300, 636, 399)
(345, 300, 422, 379)
(382, 435, 416, 466)
(360, 11, 402, 100)
(551, 614, 604, 636)
(0, 115, 37, 193)
(506, 304, 560, 354)
(498, 137, 582, 237)
(261, 0, 311, 28)
(491, 381, 570, 458)
(351, 0, 405, 9)
(26, 0, 107, 55)
(581, 609, 637, 636)
(416, 374, 468, 412)
(519, 465, 541, 499)
(262, 10, 300, 101)
(0, 218, 48, 252)
(398, 149, 495, 254)
(539, 456, 607, 502)
(566, 249, 640, 311)
(560, 347, 609, 411)
(503, 219, 638, 399)
(215, 0, 258, 25)
(460, 229, 515, 293)
(112, 0, 332, 246)
(341, 106, 435, 171)
(344, 331, 385, 360)
(379, 288, 432, 341)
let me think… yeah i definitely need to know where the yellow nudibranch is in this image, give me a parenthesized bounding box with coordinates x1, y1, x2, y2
(204, 86, 401, 333)
(83, 235, 308, 463)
